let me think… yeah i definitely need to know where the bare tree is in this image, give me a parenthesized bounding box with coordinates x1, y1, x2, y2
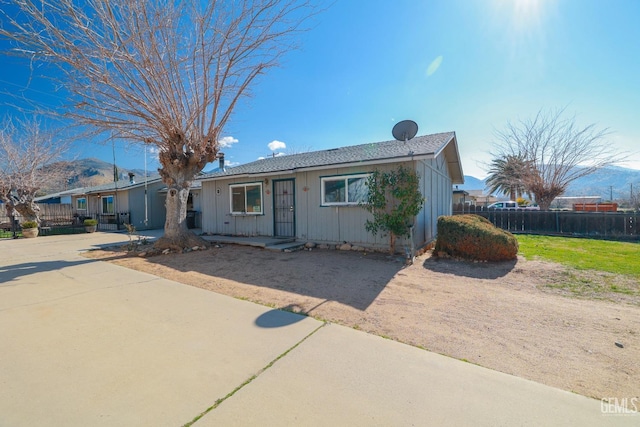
(630, 185, 640, 212)
(0, 116, 71, 224)
(0, 0, 313, 249)
(492, 108, 622, 210)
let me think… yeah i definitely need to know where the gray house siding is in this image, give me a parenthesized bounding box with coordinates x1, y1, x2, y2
(127, 181, 167, 230)
(69, 179, 166, 230)
(202, 163, 420, 250)
(416, 156, 453, 246)
(200, 132, 463, 252)
(202, 176, 277, 236)
(297, 166, 388, 248)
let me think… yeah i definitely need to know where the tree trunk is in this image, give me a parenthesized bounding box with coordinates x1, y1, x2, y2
(155, 183, 206, 250)
(12, 197, 40, 224)
(389, 232, 396, 255)
(164, 186, 190, 237)
(154, 152, 208, 250)
(537, 198, 553, 211)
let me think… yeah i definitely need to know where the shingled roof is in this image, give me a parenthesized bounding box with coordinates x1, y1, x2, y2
(201, 131, 463, 183)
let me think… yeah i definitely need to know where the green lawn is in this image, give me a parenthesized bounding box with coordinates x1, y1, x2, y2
(516, 235, 640, 279)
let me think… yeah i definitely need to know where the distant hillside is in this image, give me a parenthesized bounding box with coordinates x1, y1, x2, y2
(458, 176, 486, 192)
(564, 166, 640, 201)
(40, 158, 160, 195)
(458, 165, 640, 201)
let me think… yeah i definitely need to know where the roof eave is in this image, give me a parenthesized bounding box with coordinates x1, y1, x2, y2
(80, 177, 164, 195)
(200, 154, 437, 182)
(435, 132, 464, 184)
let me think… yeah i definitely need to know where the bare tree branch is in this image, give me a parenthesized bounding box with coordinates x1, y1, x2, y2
(0, 115, 72, 224)
(0, 0, 315, 247)
(492, 108, 624, 210)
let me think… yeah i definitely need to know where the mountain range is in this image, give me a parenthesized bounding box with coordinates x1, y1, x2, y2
(458, 165, 640, 201)
(40, 158, 160, 195)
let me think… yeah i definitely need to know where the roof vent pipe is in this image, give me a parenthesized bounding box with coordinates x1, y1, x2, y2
(128, 172, 135, 184)
(217, 152, 225, 171)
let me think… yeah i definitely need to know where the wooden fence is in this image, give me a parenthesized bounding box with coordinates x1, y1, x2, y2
(1, 203, 130, 235)
(453, 206, 639, 240)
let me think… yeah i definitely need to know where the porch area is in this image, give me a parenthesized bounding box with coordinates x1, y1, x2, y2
(200, 234, 304, 252)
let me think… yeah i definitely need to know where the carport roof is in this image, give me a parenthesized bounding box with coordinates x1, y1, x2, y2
(201, 131, 463, 183)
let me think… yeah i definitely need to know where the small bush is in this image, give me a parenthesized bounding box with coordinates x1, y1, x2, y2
(434, 214, 518, 261)
(21, 220, 38, 229)
(83, 219, 98, 226)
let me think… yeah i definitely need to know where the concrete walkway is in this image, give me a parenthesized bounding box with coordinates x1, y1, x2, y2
(0, 232, 636, 426)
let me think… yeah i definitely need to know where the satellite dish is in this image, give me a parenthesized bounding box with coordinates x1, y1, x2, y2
(392, 120, 418, 142)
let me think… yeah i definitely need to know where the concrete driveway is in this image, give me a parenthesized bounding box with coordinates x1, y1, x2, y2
(0, 232, 636, 426)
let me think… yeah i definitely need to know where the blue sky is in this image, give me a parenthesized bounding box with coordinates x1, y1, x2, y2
(1, 0, 639, 179)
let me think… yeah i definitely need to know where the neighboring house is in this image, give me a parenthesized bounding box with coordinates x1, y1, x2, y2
(70, 176, 167, 230)
(199, 132, 464, 251)
(466, 190, 498, 207)
(34, 188, 80, 205)
(453, 187, 475, 206)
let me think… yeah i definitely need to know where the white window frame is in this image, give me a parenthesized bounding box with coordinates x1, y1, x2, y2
(229, 182, 263, 215)
(101, 195, 114, 214)
(321, 173, 370, 206)
(76, 197, 87, 211)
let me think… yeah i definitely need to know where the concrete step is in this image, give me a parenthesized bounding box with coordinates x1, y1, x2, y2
(202, 235, 295, 248)
(265, 241, 306, 252)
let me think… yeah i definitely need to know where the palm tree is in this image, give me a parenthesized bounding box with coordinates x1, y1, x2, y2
(486, 155, 529, 201)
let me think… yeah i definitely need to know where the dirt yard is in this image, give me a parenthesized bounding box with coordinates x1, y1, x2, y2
(84, 243, 640, 401)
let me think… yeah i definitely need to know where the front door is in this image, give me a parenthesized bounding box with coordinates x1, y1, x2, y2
(273, 179, 295, 237)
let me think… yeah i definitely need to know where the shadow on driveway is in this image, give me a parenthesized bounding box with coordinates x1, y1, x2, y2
(137, 245, 406, 311)
(0, 259, 96, 284)
(422, 256, 517, 280)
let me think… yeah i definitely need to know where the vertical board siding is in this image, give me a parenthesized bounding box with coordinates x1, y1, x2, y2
(302, 167, 387, 247)
(295, 172, 310, 240)
(200, 181, 217, 233)
(201, 156, 453, 251)
(191, 190, 202, 212)
(202, 175, 291, 236)
(127, 181, 166, 230)
(417, 156, 452, 247)
(128, 187, 146, 229)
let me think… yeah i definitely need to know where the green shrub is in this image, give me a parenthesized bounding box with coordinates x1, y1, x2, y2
(83, 219, 98, 226)
(434, 214, 518, 261)
(21, 221, 38, 229)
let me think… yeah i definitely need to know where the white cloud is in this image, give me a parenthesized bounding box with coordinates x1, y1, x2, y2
(274, 152, 286, 157)
(426, 55, 443, 77)
(268, 140, 286, 151)
(218, 136, 239, 148)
